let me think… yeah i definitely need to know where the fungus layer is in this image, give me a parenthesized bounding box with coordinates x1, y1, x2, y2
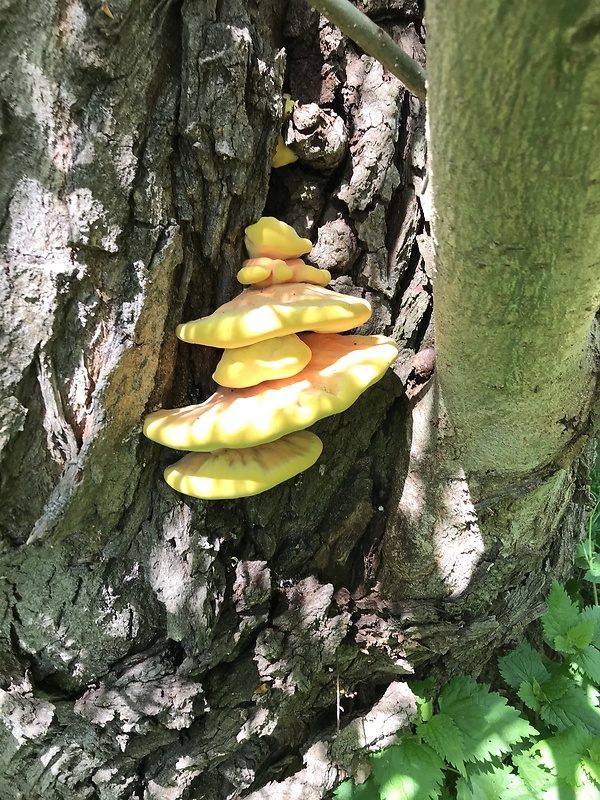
(176, 284, 372, 349)
(213, 333, 312, 388)
(238, 258, 331, 288)
(244, 216, 312, 259)
(237, 258, 292, 285)
(164, 431, 323, 499)
(143, 333, 399, 451)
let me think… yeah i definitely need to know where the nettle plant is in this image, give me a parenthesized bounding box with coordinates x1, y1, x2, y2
(333, 581, 600, 800)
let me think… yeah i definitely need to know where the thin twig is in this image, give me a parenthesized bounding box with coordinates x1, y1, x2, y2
(307, 0, 426, 100)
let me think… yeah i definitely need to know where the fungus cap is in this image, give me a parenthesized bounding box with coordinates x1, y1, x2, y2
(237, 258, 330, 288)
(237, 258, 293, 286)
(213, 333, 312, 388)
(272, 136, 298, 168)
(164, 430, 323, 500)
(176, 283, 371, 349)
(245, 217, 312, 259)
(143, 333, 399, 451)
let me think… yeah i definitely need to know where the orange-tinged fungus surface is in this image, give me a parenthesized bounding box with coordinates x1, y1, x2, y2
(143, 333, 399, 451)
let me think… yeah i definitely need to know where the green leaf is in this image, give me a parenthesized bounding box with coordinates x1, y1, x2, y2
(579, 607, 600, 649)
(512, 750, 552, 797)
(518, 680, 542, 713)
(543, 583, 582, 650)
(456, 763, 530, 800)
(576, 542, 595, 570)
(417, 713, 466, 776)
(554, 619, 596, 655)
(538, 679, 600, 735)
(333, 778, 380, 799)
(574, 778, 600, 800)
(438, 675, 537, 763)
(371, 739, 444, 800)
(584, 560, 600, 584)
(581, 737, 600, 786)
(498, 640, 550, 690)
(418, 698, 434, 724)
(531, 727, 600, 798)
(576, 646, 600, 684)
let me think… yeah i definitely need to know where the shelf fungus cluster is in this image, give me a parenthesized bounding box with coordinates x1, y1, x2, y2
(143, 217, 399, 500)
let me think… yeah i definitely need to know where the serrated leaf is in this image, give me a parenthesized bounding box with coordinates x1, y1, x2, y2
(534, 727, 593, 788)
(554, 619, 596, 655)
(371, 739, 444, 800)
(518, 680, 541, 713)
(538, 680, 600, 735)
(581, 737, 600, 786)
(543, 583, 582, 650)
(498, 640, 550, 690)
(438, 785, 453, 800)
(540, 779, 595, 800)
(579, 607, 600, 649)
(573, 778, 600, 800)
(456, 763, 530, 800)
(569, 620, 596, 650)
(512, 750, 552, 797)
(438, 675, 537, 763)
(417, 713, 466, 776)
(584, 563, 600, 584)
(537, 674, 571, 702)
(576, 646, 600, 683)
(333, 777, 380, 799)
(576, 542, 595, 570)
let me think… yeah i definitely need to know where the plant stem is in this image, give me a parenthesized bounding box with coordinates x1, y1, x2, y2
(589, 500, 599, 606)
(307, 0, 426, 100)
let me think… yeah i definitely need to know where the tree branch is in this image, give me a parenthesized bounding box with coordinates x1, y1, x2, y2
(307, 0, 426, 100)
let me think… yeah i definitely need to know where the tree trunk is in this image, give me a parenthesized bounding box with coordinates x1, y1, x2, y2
(0, 1, 596, 799)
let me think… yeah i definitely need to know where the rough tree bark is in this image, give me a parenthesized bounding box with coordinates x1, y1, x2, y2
(0, 1, 597, 799)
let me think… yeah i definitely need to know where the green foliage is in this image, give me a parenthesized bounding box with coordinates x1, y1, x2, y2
(331, 453, 600, 799)
(574, 446, 600, 604)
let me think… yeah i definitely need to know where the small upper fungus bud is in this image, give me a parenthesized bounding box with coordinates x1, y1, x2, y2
(212, 333, 312, 388)
(272, 135, 298, 168)
(164, 430, 323, 500)
(175, 283, 372, 349)
(245, 217, 312, 259)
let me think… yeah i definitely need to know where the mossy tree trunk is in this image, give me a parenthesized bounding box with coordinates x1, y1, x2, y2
(0, 1, 597, 798)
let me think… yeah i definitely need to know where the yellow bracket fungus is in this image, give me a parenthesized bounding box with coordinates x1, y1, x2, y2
(143, 216, 399, 500)
(176, 283, 371, 349)
(164, 431, 323, 500)
(213, 333, 312, 389)
(244, 216, 312, 259)
(143, 333, 399, 452)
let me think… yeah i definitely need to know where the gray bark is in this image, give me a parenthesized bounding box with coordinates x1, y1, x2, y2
(0, 0, 596, 798)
